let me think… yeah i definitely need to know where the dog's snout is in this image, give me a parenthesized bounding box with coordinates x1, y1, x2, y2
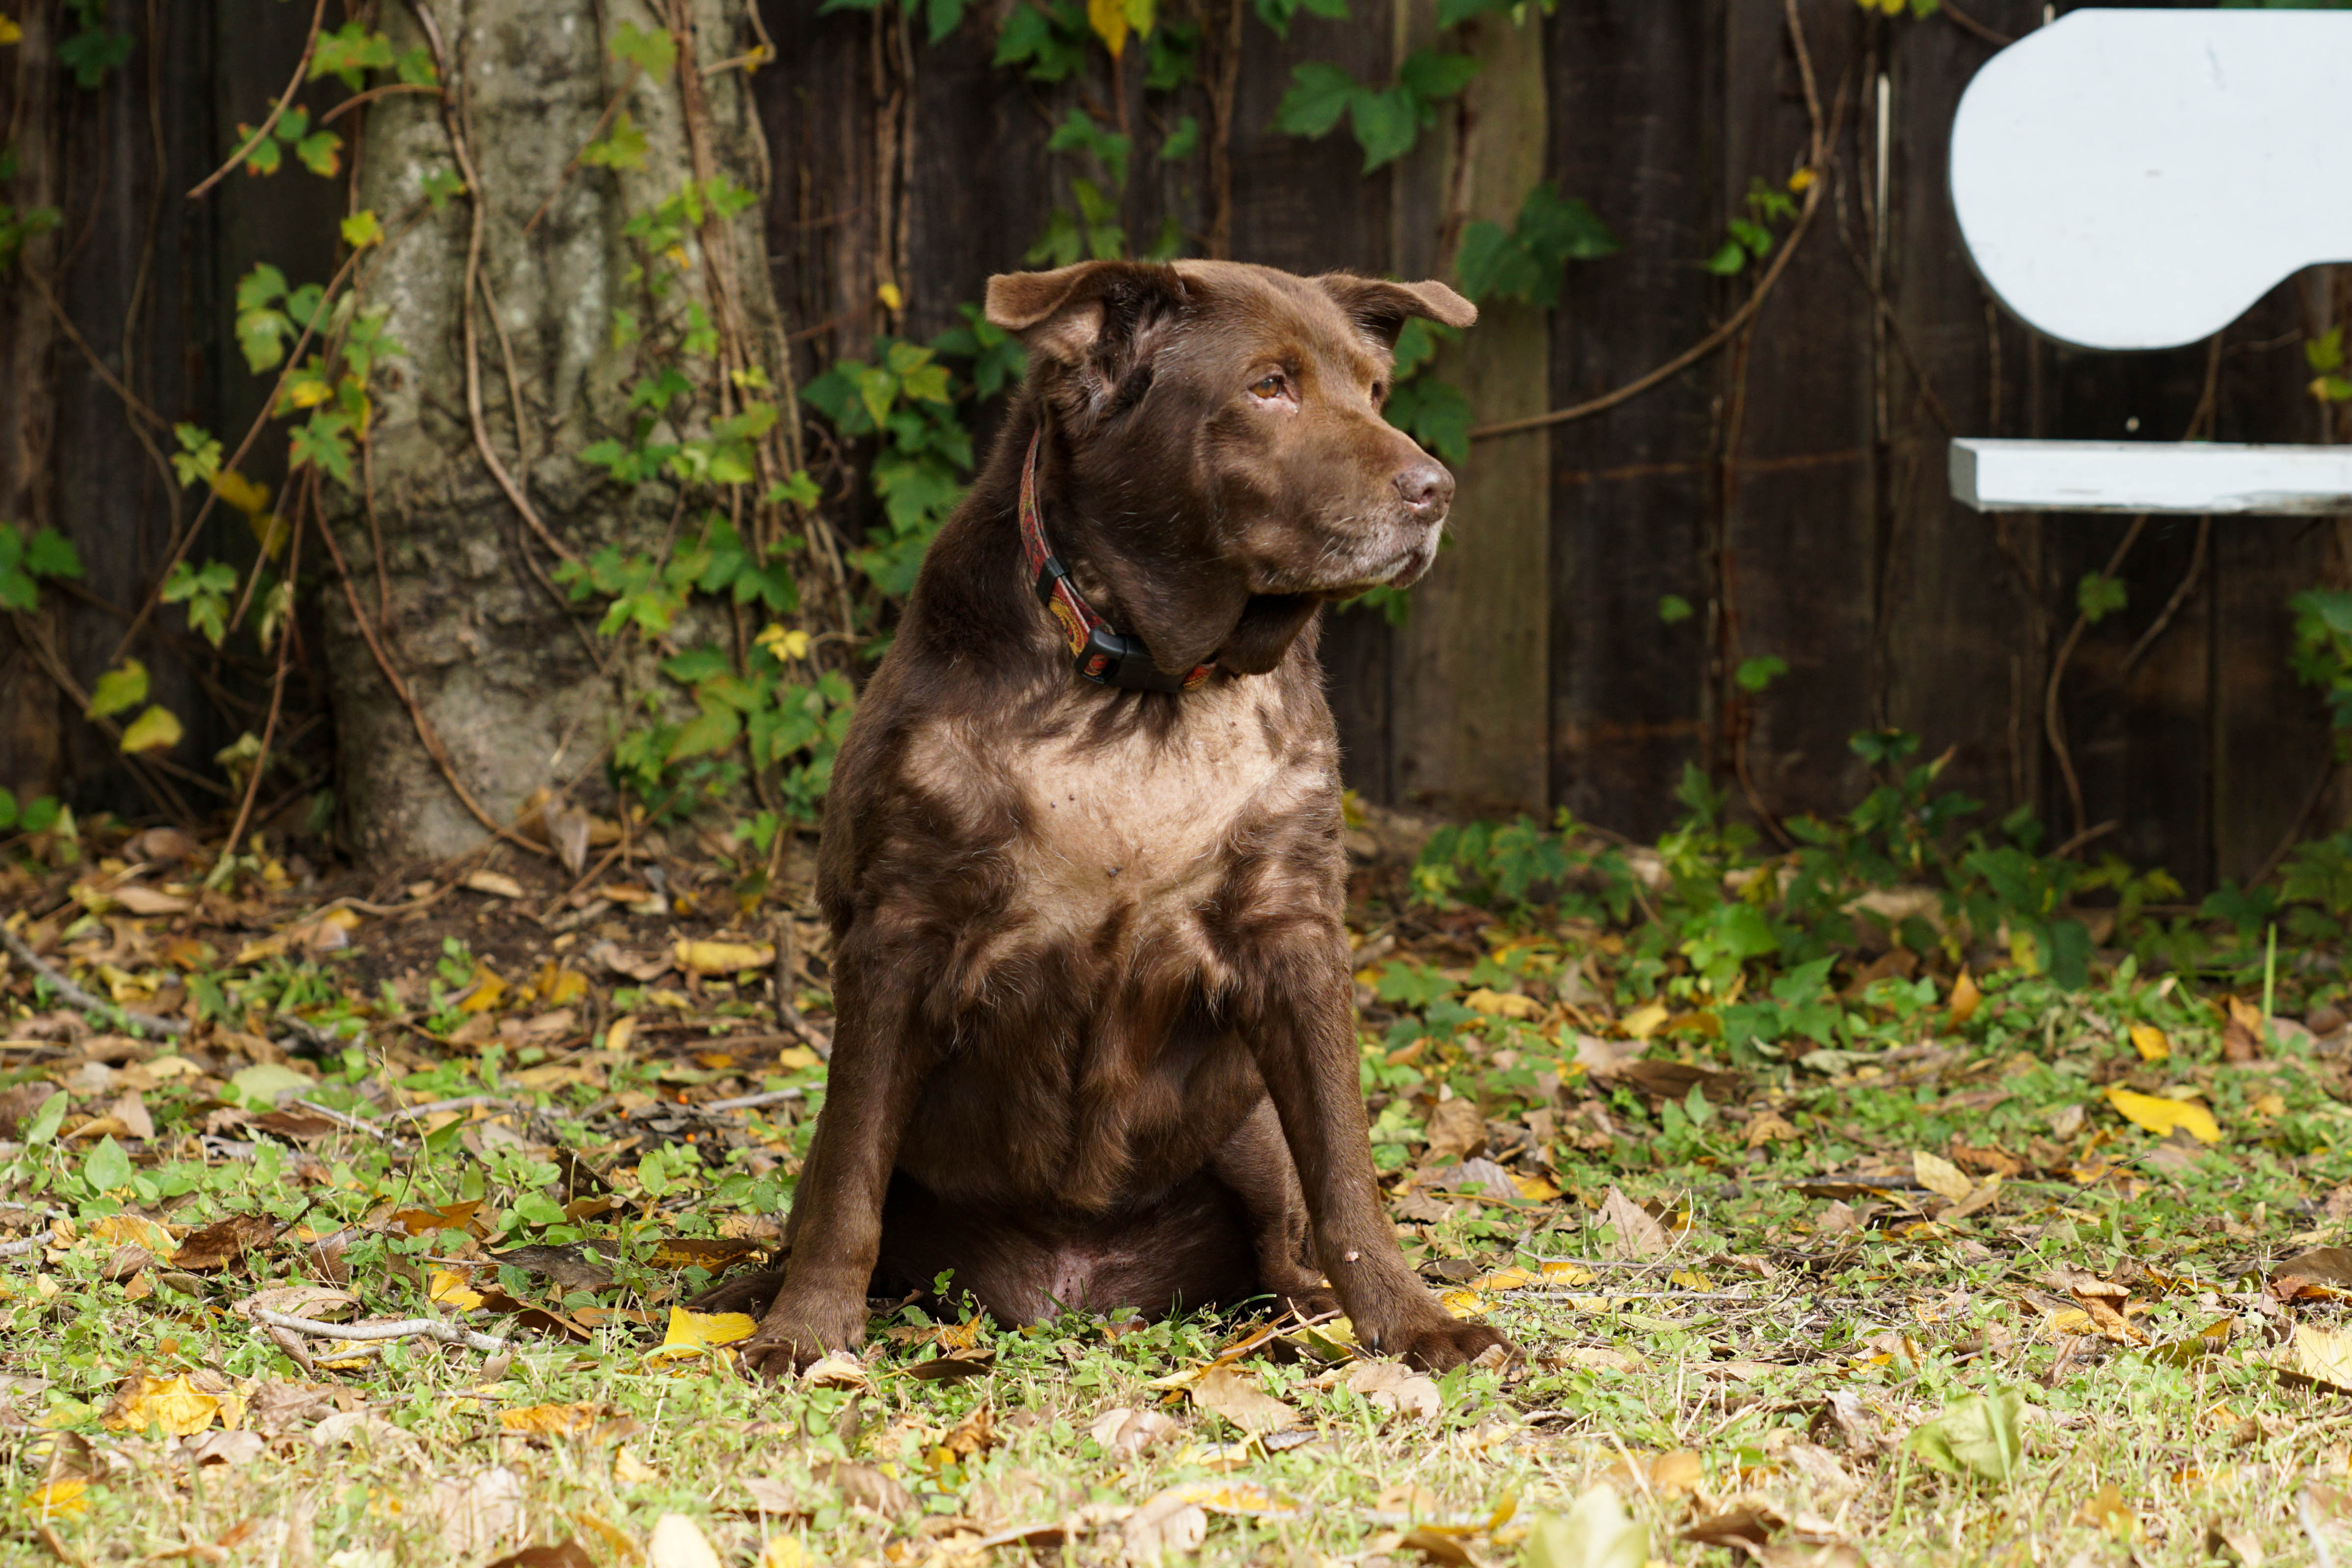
(1393, 462, 1452, 520)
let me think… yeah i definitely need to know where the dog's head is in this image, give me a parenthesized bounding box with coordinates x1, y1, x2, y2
(984, 259, 1476, 676)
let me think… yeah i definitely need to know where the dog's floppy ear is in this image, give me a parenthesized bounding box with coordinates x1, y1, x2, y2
(986, 261, 1188, 423)
(1316, 275, 1478, 349)
(985, 261, 1186, 366)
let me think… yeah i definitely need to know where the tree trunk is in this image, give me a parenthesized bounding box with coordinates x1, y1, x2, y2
(327, 0, 785, 864)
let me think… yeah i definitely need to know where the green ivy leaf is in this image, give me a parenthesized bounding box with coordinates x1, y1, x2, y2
(88, 658, 149, 720)
(1735, 655, 1788, 693)
(310, 22, 396, 89)
(1704, 240, 1748, 276)
(582, 112, 650, 172)
(118, 704, 183, 755)
(23, 1091, 67, 1148)
(667, 705, 741, 762)
(1349, 86, 1420, 172)
(1658, 595, 1694, 625)
(24, 527, 82, 581)
(339, 209, 384, 249)
(1273, 61, 1357, 138)
(1396, 48, 1477, 103)
(2076, 572, 2127, 625)
(609, 21, 678, 83)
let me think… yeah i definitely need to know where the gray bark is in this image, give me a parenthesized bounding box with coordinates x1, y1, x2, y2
(326, 0, 783, 864)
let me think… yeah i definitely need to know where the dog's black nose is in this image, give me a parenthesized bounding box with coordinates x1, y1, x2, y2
(1394, 462, 1453, 520)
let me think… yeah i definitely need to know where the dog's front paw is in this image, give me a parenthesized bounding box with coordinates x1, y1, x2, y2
(1392, 1316, 1514, 1373)
(740, 1287, 868, 1381)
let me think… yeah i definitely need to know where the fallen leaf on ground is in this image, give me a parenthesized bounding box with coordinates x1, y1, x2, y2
(648, 1514, 724, 1568)
(1090, 1406, 1177, 1456)
(430, 1467, 525, 1556)
(500, 1403, 609, 1437)
(2074, 1483, 2133, 1538)
(2130, 1023, 2170, 1062)
(1343, 1361, 1442, 1420)
(2224, 996, 2267, 1062)
(2275, 1248, 2352, 1300)
(1523, 1483, 1645, 1568)
(1947, 970, 1981, 1026)
(1907, 1391, 2024, 1483)
(1912, 1150, 1970, 1204)
(1189, 1366, 1299, 1435)
(2279, 1322, 2352, 1393)
(647, 1307, 757, 1366)
(1464, 987, 1543, 1020)
(1596, 1186, 1669, 1259)
(103, 1374, 240, 1437)
(463, 870, 526, 900)
(1745, 1111, 1798, 1148)
(1424, 1098, 1485, 1162)
(486, 1543, 596, 1568)
(676, 938, 775, 975)
(2104, 1087, 2220, 1144)
(810, 1459, 911, 1516)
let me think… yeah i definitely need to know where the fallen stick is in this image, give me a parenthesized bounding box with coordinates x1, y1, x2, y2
(0, 924, 187, 1038)
(701, 1087, 805, 1113)
(251, 1308, 508, 1354)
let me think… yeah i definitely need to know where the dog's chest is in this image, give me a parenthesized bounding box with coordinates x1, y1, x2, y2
(919, 683, 1315, 947)
(1012, 694, 1296, 929)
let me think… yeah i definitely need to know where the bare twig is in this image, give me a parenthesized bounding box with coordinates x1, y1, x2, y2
(0, 924, 189, 1038)
(319, 81, 442, 124)
(702, 1087, 807, 1113)
(251, 1307, 509, 1354)
(188, 0, 330, 199)
(1940, 1, 2014, 47)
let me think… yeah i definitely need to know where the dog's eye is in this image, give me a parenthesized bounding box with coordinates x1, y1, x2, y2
(1371, 382, 1387, 405)
(1249, 375, 1285, 400)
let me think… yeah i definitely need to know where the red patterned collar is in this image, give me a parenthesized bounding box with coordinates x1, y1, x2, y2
(1015, 431, 1215, 694)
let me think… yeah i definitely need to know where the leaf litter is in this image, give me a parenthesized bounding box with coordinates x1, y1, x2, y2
(7, 809, 2352, 1561)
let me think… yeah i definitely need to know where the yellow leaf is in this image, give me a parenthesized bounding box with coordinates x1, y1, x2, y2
(103, 1374, 227, 1437)
(91, 1214, 176, 1258)
(876, 280, 903, 312)
(1136, 1479, 1304, 1519)
(2254, 1091, 2286, 1118)
(2129, 1023, 2170, 1062)
(1465, 987, 1544, 1021)
(0, 16, 22, 46)
(24, 1479, 85, 1518)
(676, 938, 775, 975)
(1086, 0, 1129, 54)
(499, 1402, 606, 1436)
(1914, 1149, 1973, 1203)
(755, 623, 811, 661)
(539, 964, 589, 1007)
(1787, 166, 1817, 193)
(776, 1045, 819, 1071)
(430, 1268, 487, 1310)
(117, 705, 182, 754)
(1667, 1269, 1713, 1291)
(1621, 1001, 1670, 1040)
(288, 377, 335, 408)
(1513, 1173, 1562, 1202)
(607, 1015, 637, 1054)
(87, 658, 148, 720)
(759, 1537, 807, 1568)
(2104, 1087, 2220, 1144)
(462, 868, 525, 899)
(2282, 1321, 2352, 1391)
(209, 469, 270, 517)
(647, 1306, 757, 1365)
(1948, 969, 1981, 1026)
(457, 964, 507, 1013)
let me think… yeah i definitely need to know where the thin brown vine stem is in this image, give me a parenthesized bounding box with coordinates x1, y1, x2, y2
(22, 269, 170, 431)
(6, 612, 202, 819)
(1468, 173, 1824, 443)
(519, 66, 637, 237)
(2044, 515, 2149, 846)
(2115, 516, 2210, 686)
(319, 81, 443, 125)
(1940, 1, 2014, 47)
(187, 0, 330, 200)
(100, 240, 371, 673)
(2254, 760, 2340, 889)
(2042, 334, 2223, 846)
(220, 486, 308, 864)
(416, 1, 579, 569)
(313, 506, 545, 854)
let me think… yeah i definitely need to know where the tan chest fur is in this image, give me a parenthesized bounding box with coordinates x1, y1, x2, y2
(910, 680, 1326, 960)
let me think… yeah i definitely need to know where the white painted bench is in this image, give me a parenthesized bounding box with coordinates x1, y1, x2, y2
(1945, 8, 2352, 515)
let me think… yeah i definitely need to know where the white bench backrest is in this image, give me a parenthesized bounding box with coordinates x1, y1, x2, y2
(1951, 9, 2352, 352)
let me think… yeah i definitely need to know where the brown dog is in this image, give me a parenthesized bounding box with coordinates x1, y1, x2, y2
(741, 259, 1509, 1374)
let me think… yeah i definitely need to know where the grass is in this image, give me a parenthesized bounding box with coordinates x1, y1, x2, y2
(6, 821, 2352, 1567)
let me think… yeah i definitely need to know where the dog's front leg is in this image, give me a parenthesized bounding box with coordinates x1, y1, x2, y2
(1241, 923, 1513, 1372)
(743, 961, 926, 1377)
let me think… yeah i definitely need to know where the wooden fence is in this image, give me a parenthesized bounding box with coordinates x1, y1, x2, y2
(8, 0, 2346, 889)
